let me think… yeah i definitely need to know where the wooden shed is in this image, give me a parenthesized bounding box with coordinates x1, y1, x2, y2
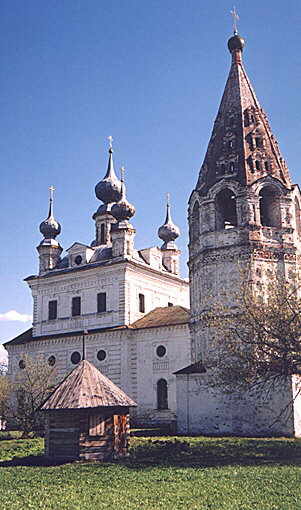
(41, 360, 136, 461)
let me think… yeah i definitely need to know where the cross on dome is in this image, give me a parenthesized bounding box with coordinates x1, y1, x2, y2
(230, 6, 239, 35)
(107, 135, 113, 150)
(39, 185, 61, 240)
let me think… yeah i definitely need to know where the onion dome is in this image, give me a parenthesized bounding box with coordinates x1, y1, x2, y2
(228, 33, 245, 53)
(95, 137, 122, 205)
(111, 167, 135, 222)
(39, 186, 61, 239)
(158, 194, 180, 248)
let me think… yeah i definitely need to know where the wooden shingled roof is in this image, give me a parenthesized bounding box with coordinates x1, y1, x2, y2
(130, 305, 189, 329)
(41, 360, 136, 411)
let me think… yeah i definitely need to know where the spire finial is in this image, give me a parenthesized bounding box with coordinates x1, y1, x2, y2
(166, 192, 170, 207)
(107, 135, 113, 152)
(39, 185, 61, 239)
(111, 165, 136, 222)
(158, 192, 180, 248)
(120, 166, 126, 200)
(230, 6, 239, 35)
(48, 185, 55, 218)
(95, 137, 122, 205)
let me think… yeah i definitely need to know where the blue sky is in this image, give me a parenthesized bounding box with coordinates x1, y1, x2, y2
(1, 0, 301, 346)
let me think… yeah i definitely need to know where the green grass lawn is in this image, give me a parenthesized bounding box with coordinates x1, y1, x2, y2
(1, 432, 301, 510)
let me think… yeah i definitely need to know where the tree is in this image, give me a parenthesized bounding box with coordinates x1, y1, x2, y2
(203, 273, 301, 401)
(0, 376, 11, 427)
(12, 354, 57, 437)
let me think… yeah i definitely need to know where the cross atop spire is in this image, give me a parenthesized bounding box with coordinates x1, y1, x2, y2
(49, 185, 55, 203)
(107, 135, 113, 151)
(166, 192, 170, 208)
(120, 166, 125, 183)
(48, 185, 55, 218)
(230, 6, 239, 35)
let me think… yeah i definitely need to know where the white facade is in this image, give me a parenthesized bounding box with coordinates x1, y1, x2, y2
(6, 144, 190, 426)
(28, 259, 188, 337)
(7, 316, 190, 426)
(176, 373, 301, 437)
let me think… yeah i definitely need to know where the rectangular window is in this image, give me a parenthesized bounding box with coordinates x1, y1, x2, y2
(97, 292, 107, 313)
(72, 296, 81, 317)
(168, 302, 173, 307)
(139, 293, 145, 313)
(48, 300, 57, 320)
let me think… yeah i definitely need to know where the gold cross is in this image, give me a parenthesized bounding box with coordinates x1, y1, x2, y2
(120, 166, 125, 182)
(230, 6, 239, 34)
(107, 135, 113, 149)
(49, 185, 55, 202)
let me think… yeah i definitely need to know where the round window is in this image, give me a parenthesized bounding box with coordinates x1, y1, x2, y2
(48, 355, 56, 367)
(74, 255, 82, 265)
(156, 345, 166, 358)
(19, 359, 26, 369)
(97, 349, 106, 362)
(71, 351, 81, 365)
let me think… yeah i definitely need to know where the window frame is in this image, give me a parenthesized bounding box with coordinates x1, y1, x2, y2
(48, 300, 57, 321)
(97, 292, 107, 313)
(71, 296, 81, 317)
(139, 293, 145, 313)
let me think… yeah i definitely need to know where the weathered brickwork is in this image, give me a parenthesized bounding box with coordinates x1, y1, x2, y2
(177, 33, 301, 436)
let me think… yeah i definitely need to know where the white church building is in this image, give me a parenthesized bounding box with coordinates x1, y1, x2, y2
(5, 141, 190, 427)
(5, 29, 301, 436)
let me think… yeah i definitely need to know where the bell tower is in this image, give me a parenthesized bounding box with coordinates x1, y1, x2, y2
(186, 30, 301, 435)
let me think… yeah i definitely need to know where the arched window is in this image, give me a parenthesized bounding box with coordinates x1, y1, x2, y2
(191, 202, 200, 240)
(255, 160, 261, 171)
(255, 137, 262, 148)
(215, 188, 237, 230)
(259, 186, 281, 227)
(100, 224, 105, 244)
(295, 197, 301, 236)
(157, 379, 168, 409)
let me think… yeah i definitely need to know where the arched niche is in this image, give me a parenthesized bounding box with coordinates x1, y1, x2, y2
(215, 188, 238, 230)
(295, 197, 301, 236)
(190, 201, 200, 240)
(259, 186, 281, 227)
(157, 379, 168, 410)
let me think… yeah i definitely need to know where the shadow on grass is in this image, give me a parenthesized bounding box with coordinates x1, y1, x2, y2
(1, 436, 301, 469)
(124, 437, 301, 469)
(0, 455, 72, 467)
(131, 428, 173, 437)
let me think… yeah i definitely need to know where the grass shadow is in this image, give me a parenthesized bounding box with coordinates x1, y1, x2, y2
(124, 437, 301, 469)
(0, 455, 73, 467)
(131, 428, 174, 437)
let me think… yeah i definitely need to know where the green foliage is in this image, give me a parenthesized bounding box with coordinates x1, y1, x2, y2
(0, 430, 22, 441)
(0, 435, 301, 509)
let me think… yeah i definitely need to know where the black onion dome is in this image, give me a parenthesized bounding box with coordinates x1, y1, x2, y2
(95, 148, 122, 204)
(228, 33, 245, 53)
(111, 179, 135, 222)
(39, 201, 61, 239)
(158, 202, 180, 243)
